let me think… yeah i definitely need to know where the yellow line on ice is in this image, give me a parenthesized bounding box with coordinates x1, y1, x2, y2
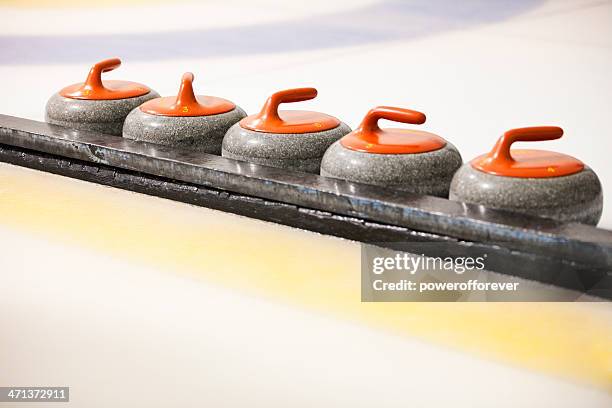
(0, 162, 610, 391)
(0, 0, 163, 7)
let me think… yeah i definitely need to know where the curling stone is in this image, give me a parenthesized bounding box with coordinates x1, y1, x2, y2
(320, 106, 462, 197)
(221, 88, 351, 173)
(45, 58, 159, 136)
(449, 126, 603, 225)
(123, 72, 246, 154)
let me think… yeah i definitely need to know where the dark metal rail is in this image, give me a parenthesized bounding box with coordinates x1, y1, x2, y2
(1, 114, 610, 298)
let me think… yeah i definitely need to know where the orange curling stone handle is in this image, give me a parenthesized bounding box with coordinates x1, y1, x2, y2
(59, 58, 151, 100)
(240, 87, 340, 134)
(340, 106, 447, 154)
(359, 106, 426, 131)
(471, 126, 584, 178)
(140, 72, 235, 117)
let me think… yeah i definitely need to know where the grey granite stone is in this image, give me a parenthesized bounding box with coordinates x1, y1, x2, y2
(221, 122, 351, 173)
(320, 141, 463, 197)
(122, 106, 246, 155)
(45, 91, 159, 136)
(449, 164, 603, 225)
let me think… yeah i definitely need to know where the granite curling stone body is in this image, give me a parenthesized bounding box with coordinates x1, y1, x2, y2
(320, 106, 462, 197)
(123, 72, 246, 154)
(449, 126, 603, 225)
(45, 58, 159, 136)
(222, 87, 351, 173)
